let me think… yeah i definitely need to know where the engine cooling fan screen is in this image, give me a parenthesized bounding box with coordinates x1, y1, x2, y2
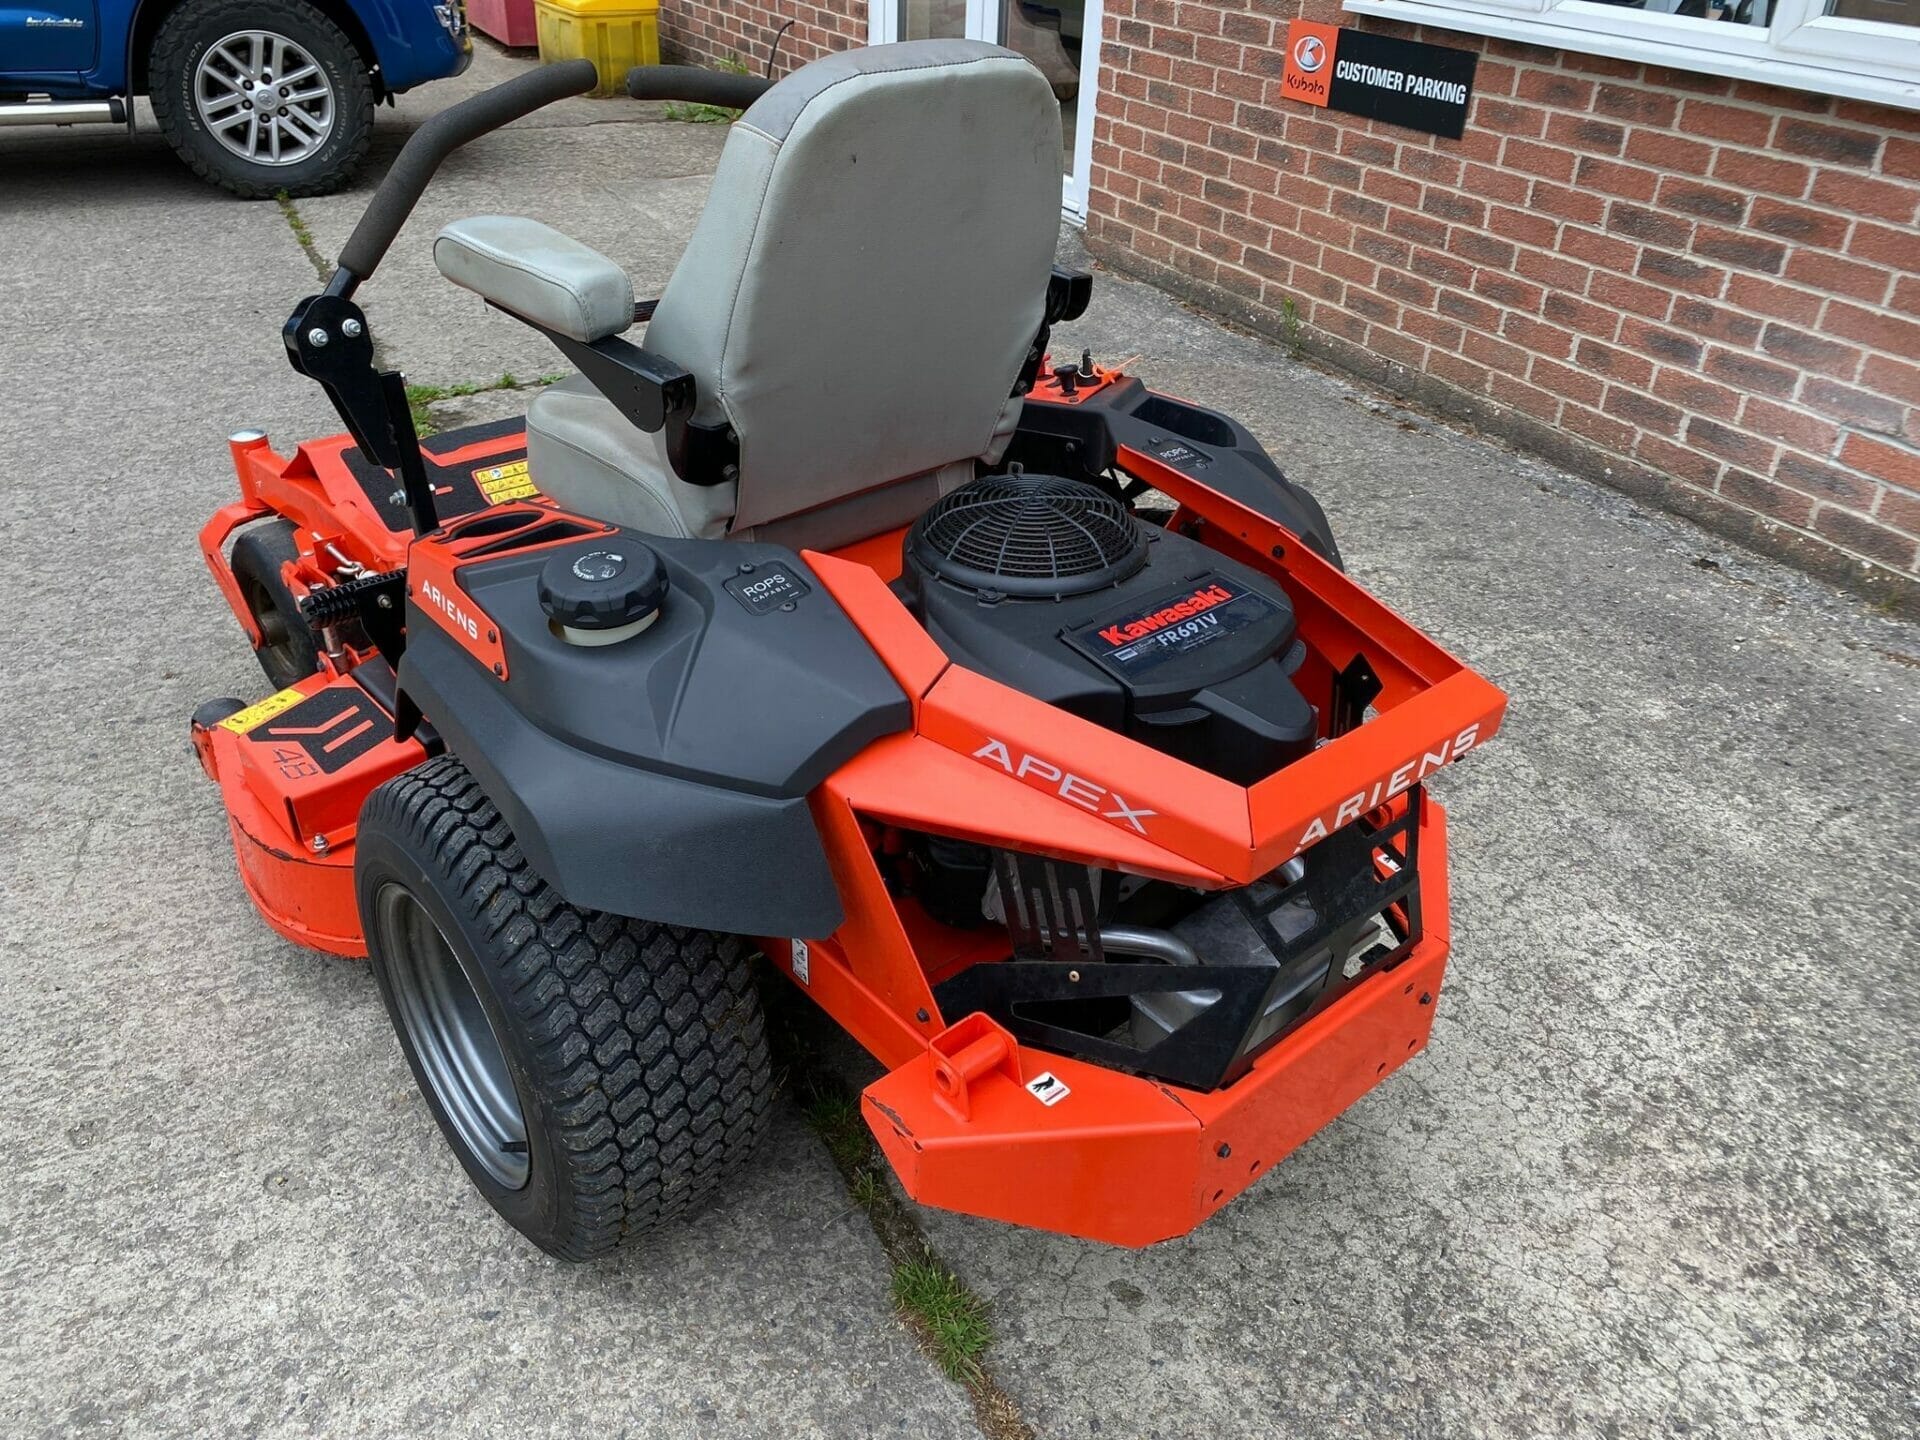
(908, 471, 1148, 599)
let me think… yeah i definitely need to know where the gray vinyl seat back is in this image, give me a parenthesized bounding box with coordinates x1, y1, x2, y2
(646, 40, 1063, 537)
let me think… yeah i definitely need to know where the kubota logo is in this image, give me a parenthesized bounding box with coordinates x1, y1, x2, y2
(972, 740, 1157, 834)
(1292, 34, 1328, 73)
(418, 578, 480, 641)
(1098, 583, 1234, 647)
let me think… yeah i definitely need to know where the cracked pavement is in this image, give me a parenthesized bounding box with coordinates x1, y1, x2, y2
(3, 42, 1916, 1440)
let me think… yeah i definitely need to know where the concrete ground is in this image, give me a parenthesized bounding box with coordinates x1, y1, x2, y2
(2, 43, 1915, 1440)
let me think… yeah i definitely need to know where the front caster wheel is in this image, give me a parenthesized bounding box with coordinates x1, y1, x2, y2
(356, 756, 774, 1260)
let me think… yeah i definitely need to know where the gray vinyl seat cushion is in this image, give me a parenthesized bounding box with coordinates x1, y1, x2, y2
(465, 41, 1063, 547)
(434, 216, 634, 343)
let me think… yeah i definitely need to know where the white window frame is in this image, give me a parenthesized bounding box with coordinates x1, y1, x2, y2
(1342, 0, 1920, 109)
(867, 0, 1106, 219)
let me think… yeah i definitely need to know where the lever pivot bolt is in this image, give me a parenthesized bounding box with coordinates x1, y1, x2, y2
(342, 319, 363, 338)
(307, 327, 329, 347)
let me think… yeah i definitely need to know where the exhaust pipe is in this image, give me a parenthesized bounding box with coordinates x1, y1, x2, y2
(0, 98, 128, 128)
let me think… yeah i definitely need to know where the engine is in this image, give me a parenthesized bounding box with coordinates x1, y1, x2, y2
(898, 470, 1316, 785)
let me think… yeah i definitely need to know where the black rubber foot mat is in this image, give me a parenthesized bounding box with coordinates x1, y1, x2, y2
(342, 418, 529, 532)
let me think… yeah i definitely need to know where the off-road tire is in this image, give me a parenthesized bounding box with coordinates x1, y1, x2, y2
(149, 0, 374, 199)
(230, 520, 320, 688)
(356, 756, 775, 1260)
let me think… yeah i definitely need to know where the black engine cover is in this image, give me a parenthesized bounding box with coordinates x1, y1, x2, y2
(900, 478, 1317, 785)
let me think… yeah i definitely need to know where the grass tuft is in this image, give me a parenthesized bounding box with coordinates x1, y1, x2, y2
(405, 372, 566, 437)
(662, 56, 750, 124)
(892, 1254, 993, 1383)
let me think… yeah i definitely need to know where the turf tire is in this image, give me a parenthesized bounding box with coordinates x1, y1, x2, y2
(230, 520, 321, 688)
(357, 756, 775, 1260)
(148, 0, 374, 199)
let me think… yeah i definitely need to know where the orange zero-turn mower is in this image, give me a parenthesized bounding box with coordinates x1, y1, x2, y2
(193, 43, 1506, 1255)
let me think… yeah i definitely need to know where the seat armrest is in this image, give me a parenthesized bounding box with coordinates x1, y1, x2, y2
(434, 216, 635, 343)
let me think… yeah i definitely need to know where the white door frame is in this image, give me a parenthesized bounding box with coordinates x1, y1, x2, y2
(867, 0, 1102, 222)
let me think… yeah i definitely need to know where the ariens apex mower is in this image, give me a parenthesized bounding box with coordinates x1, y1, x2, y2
(193, 42, 1506, 1255)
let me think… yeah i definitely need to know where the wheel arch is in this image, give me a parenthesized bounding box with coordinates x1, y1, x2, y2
(129, 0, 383, 97)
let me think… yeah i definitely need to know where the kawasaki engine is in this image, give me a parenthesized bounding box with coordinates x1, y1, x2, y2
(898, 470, 1316, 785)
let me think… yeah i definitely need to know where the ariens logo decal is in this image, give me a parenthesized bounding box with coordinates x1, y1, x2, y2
(972, 740, 1157, 835)
(1292, 34, 1327, 73)
(418, 577, 479, 641)
(1096, 583, 1234, 647)
(1291, 723, 1482, 854)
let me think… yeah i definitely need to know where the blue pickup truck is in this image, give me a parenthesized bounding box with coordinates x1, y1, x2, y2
(1, 0, 471, 195)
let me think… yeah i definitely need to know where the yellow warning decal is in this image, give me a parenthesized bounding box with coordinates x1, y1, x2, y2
(219, 686, 308, 734)
(475, 458, 539, 504)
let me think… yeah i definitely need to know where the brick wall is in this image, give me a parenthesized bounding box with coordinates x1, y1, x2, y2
(660, 0, 864, 76)
(1084, 1, 1920, 608)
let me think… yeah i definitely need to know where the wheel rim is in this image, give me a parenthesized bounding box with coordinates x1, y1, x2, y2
(235, 571, 303, 678)
(376, 883, 530, 1190)
(193, 30, 335, 167)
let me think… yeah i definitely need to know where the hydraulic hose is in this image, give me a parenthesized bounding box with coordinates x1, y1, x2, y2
(625, 66, 774, 110)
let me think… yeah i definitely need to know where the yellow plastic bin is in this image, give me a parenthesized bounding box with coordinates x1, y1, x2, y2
(534, 0, 660, 96)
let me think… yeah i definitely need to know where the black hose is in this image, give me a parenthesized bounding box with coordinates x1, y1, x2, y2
(334, 59, 600, 289)
(625, 65, 773, 110)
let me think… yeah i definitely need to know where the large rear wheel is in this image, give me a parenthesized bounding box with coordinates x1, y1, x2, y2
(356, 756, 775, 1259)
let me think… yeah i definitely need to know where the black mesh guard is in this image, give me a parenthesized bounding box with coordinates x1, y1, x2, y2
(908, 471, 1148, 599)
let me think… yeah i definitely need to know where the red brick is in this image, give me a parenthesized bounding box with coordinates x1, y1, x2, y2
(1476, 98, 1548, 136)
(1717, 470, 1815, 528)
(1401, 148, 1463, 186)
(1438, 287, 1499, 329)
(1691, 225, 1788, 276)
(1671, 298, 1762, 346)
(1517, 69, 1595, 108)
(1826, 302, 1920, 361)
(1429, 350, 1493, 396)
(1573, 157, 1659, 204)
(1810, 171, 1920, 225)
(1639, 431, 1724, 488)
(1657, 177, 1747, 225)
(1710, 149, 1812, 199)
(1785, 250, 1894, 305)
(1653, 367, 1740, 421)
(1882, 489, 1920, 540)
(1543, 292, 1618, 341)
(1517, 248, 1588, 295)
(1423, 189, 1486, 226)
(1887, 137, 1920, 182)
(1528, 356, 1605, 409)
(1802, 377, 1906, 433)
(1687, 415, 1778, 469)
(1403, 308, 1465, 351)
(1893, 276, 1920, 318)
(1639, 249, 1724, 297)
(1590, 270, 1674, 322)
(1740, 397, 1840, 456)
(1722, 274, 1820, 328)
(1703, 346, 1797, 397)
(1624, 130, 1713, 176)
(1731, 80, 1830, 114)
(1745, 198, 1849, 251)
(1608, 202, 1691, 249)
(1503, 138, 1576, 183)
(1776, 119, 1884, 167)
(1503, 313, 1576, 359)
(1849, 222, 1920, 275)
(1864, 354, 1920, 406)
(1491, 205, 1558, 249)
(1475, 270, 1546, 312)
(1413, 246, 1476, 290)
(1755, 323, 1860, 379)
(1594, 84, 1677, 128)
(1533, 181, 1608, 227)
(1679, 100, 1773, 148)
(1606, 385, 1684, 436)
(1488, 373, 1564, 422)
(1839, 432, 1920, 491)
(1361, 168, 1421, 209)
(1562, 402, 1637, 453)
(1560, 51, 1641, 80)
(1462, 162, 1533, 205)
(1545, 113, 1626, 155)
(1813, 506, 1920, 571)
(1464, 329, 1532, 378)
(1577, 338, 1657, 389)
(1451, 229, 1518, 269)
(1774, 454, 1879, 510)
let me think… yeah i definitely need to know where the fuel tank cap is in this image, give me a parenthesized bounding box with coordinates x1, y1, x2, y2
(539, 542, 667, 645)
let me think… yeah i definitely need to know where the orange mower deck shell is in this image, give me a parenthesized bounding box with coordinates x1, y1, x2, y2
(198, 413, 1507, 1247)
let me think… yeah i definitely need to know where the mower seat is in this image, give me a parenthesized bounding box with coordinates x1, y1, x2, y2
(433, 39, 1063, 547)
